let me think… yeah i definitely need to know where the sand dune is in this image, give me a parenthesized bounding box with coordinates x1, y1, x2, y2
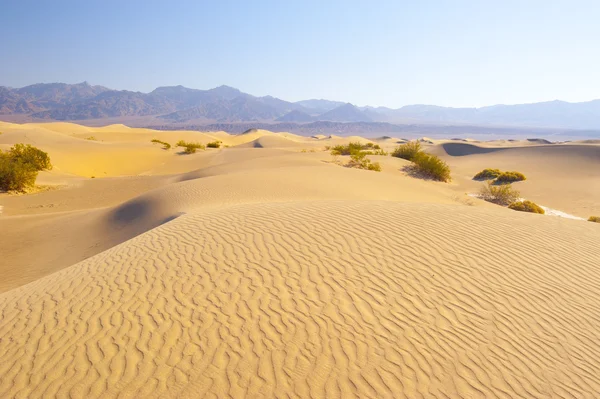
(436, 142, 600, 217)
(1, 121, 600, 398)
(1, 201, 600, 398)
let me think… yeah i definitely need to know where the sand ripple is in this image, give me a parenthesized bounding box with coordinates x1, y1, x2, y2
(1, 201, 599, 398)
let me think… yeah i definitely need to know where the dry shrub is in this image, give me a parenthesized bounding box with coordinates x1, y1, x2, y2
(479, 182, 520, 205)
(151, 139, 171, 150)
(473, 168, 502, 180)
(508, 200, 545, 214)
(496, 171, 526, 183)
(411, 151, 451, 182)
(176, 140, 205, 154)
(207, 141, 222, 148)
(391, 141, 422, 161)
(588, 216, 600, 223)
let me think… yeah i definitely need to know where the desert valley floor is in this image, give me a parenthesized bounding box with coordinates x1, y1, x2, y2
(1, 121, 600, 398)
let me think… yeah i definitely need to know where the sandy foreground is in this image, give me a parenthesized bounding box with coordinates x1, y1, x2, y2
(1, 121, 600, 398)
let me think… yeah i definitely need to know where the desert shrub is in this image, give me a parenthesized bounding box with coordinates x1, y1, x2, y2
(207, 140, 222, 148)
(364, 149, 388, 156)
(588, 216, 600, 223)
(411, 151, 451, 182)
(496, 171, 526, 183)
(0, 155, 37, 191)
(473, 168, 502, 180)
(7, 143, 52, 171)
(176, 140, 205, 154)
(151, 139, 171, 150)
(347, 151, 381, 172)
(0, 144, 52, 192)
(508, 200, 545, 214)
(479, 182, 521, 205)
(330, 141, 365, 156)
(391, 141, 422, 161)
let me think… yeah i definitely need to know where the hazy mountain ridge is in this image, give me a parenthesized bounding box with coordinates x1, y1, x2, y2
(2, 82, 600, 129)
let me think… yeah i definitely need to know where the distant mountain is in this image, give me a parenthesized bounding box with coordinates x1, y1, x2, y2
(276, 110, 315, 122)
(160, 97, 282, 122)
(296, 99, 346, 113)
(2, 82, 600, 129)
(318, 103, 374, 122)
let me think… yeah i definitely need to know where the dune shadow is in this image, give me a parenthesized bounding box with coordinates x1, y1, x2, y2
(442, 142, 508, 157)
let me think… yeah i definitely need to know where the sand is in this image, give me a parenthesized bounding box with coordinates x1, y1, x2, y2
(1, 121, 600, 398)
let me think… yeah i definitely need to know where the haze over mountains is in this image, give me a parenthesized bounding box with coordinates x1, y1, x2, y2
(2, 82, 600, 130)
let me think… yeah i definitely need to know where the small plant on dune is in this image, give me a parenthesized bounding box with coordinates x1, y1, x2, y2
(588, 216, 600, 223)
(364, 148, 388, 156)
(508, 200, 545, 214)
(206, 140, 222, 148)
(479, 182, 520, 205)
(176, 140, 205, 154)
(0, 144, 52, 192)
(330, 141, 365, 156)
(391, 141, 422, 161)
(495, 171, 526, 184)
(347, 151, 381, 172)
(473, 168, 502, 180)
(85, 136, 97, 141)
(411, 151, 451, 182)
(151, 139, 171, 150)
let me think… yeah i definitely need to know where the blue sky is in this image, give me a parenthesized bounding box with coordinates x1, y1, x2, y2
(1, 0, 599, 107)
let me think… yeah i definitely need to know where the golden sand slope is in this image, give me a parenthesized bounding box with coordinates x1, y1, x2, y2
(1, 201, 600, 398)
(2, 121, 600, 398)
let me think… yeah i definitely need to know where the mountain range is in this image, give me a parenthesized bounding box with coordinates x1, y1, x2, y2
(2, 82, 600, 130)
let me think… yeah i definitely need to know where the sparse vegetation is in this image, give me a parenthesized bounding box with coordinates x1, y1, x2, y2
(207, 140, 222, 148)
(588, 216, 600, 223)
(330, 142, 365, 156)
(151, 139, 171, 150)
(496, 171, 526, 184)
(479, 182, 521, 205)
(411, 152, 451, 182)
(391, 141, 422, 161)
(473, 168, 502, 180)
(364, 149, 388, 156)
(364, 142, 381, 149)
(0, 144, 52, 192)
(85, 136, 97, 141)
(508, 200, 545, 214)
(347, 151, 381, 172)
(176, 140, 205, 154)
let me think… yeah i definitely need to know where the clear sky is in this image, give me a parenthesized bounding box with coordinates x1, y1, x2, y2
(1, 0, 599, 108)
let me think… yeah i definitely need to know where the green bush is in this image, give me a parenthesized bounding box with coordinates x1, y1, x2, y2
(496, 171, 526, 183)
(176, 140, 205, 154)
(473, 168, 502, 180)
(508, 200, 545, 214)
(151, 139, 171, 150)
(347, 151, 381, 172)
(207, 141, 222, 148)
(0, 144, 52, 192)
(391, 141, 422, 161)
(479, 182, 520, 205)
(330, 141, 365, 156)
(411, 151, 451, 182)
(588, 216, 600, 223)
(7, 143, 52, 171)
